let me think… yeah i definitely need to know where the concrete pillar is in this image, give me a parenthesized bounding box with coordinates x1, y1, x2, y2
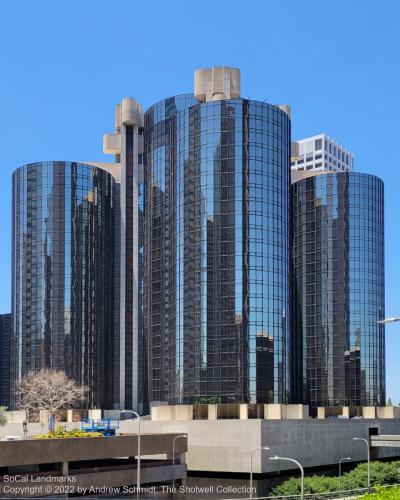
(317, 407, 327, 419)
(239, 404, 248, 420)
(174, 405, 193, 421)
(61, 462, 69, 475)
(208, 405, 218, 420)
(264, 404, 282, 420)
(342, 407, 350, 418)
(362, 407, 377, 419)
(88, 409, 102, 420)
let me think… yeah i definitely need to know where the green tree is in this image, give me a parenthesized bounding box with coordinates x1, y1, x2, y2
(0, 406, 8, 426)
(387, 398, 393, 407)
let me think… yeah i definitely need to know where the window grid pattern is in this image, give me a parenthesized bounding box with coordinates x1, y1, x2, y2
(292, 172, 385, 410)
(145, 94, 291, 405)
(11, 161, 114, 409)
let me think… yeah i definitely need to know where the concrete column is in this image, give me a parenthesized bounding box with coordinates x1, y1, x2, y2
(61, 462, 69, 476)
(239, 404, 248, 420)
(88, 409, 102, 420)
(362, 407, 377, 419)
(208, 405, 217, 420)
(342, 407, 350, 418)
(265, 404, 283, 420)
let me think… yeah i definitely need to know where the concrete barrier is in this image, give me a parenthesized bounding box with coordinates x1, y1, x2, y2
(363, 406, 377, 419)
(6, 410, 27, 423)
(377, 407, 400, 419)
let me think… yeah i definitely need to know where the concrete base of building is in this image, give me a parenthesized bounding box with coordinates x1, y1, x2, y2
(119, 418, 400, 474)
(150, 404, 310, 421)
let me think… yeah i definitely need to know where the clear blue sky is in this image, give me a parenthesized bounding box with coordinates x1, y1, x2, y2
(1, 0, 399, 402)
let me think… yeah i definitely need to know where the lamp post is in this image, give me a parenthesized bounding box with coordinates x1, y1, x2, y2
(249, 446, 270, 500)
(270, 456, 304, 500)
(131, 411, 141, 500)
(172, 434, 187, 492)
(377, 317, 400, 324)
(353, 437, 370, 493)
(339, 457, 351, 489)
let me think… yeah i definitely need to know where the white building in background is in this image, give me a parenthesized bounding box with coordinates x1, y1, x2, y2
(291, 133, 354, 173)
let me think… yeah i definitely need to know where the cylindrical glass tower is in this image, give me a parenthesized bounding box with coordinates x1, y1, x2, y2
(292, 172, 385, 410)
(11, 161, 114, 409)
(144, 95, 291, 405)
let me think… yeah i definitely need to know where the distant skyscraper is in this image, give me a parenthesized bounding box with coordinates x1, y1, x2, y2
(291, 134, 354, 173)
(0, 313, 11, 407)
(291, 171, 385, 411)
(11, 161, 114, 409)
(144, 67, 292, 405)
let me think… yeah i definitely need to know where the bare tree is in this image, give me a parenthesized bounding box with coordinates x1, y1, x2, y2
(15, 369, 88, 431)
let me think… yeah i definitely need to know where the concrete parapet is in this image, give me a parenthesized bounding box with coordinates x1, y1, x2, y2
(88, 409, 102, 420)
(208, 405, 217, 420)
(174, 405, 193, 421)
(264, 404, 283, 420)
(6, 410, 27, 424)
(151, 406, 175, 421)
(264, 404, 309, 420)
(363, 406, 377, 419)
(377, 407, 400, 419)
(284, 404, 309, 419)
(239, 404, 248, 420)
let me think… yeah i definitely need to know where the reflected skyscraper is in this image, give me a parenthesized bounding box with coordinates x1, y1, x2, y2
(11, 161, 114, 408)
(144, 67, 292, 405)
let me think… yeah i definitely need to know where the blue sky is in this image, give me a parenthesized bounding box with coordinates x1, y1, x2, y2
(0, 0, 399, 401)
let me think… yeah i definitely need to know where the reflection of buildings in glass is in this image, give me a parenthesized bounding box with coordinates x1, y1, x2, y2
(292, 171, 385, 411)
(344, 326, 361, 406)
(11, 161, 114, 409)
(0, 314, 11, 407)
(256, 332, 274, 403)
(145, 68, 291, 406)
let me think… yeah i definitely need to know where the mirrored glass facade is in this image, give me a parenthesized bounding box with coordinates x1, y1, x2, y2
(12, 161, 114, 409)
(292, 172, 385, 411)
(0, 313, 11, 407)
(144, 95, 291, 405)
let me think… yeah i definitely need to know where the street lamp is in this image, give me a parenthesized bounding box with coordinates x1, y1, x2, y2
(249, 446, 270, 500)
(353, 437, 370, 492)
(338, 457, 351, 489)
(270, 456, 304, 500)
(131, 411, 141, 500)
(172, 434, 187, 492)
(377, 317, 400, 324)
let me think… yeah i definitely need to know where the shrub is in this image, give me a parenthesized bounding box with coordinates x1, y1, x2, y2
(36, 429, 103, 439)
(272, 461, 400, 496)
(0, 406, 7, 426)
(362, 486, 400, 499)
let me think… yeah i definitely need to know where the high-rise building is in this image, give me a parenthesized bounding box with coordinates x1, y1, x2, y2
(291, 134, 354, 173)
(0, 313, 11, 407)
(11, 161, 114, 409)
(291, 171, 385, 412)
(144, 67, 292, 405)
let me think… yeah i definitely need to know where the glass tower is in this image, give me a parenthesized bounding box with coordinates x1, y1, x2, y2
(0, 313, 11, 407)
(144, 94, 291, 405)
(11, 161, 114, 409)
(292, 172, 385, 411)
